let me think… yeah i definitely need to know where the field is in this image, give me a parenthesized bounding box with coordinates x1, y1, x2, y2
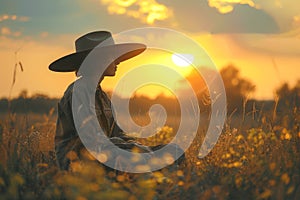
(0, 105, 299, 200)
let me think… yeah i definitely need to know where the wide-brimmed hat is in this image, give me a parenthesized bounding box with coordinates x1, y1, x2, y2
(49, 31, 146, 72)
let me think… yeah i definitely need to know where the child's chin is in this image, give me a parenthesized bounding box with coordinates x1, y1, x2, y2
(106, 73, 115, 77)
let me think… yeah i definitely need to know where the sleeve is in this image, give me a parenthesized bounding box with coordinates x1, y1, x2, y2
(72, 82, 112, 152)
(55, 91, 84, 170)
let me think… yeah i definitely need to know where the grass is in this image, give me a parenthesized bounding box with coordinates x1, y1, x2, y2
(0, 105, 299, 199)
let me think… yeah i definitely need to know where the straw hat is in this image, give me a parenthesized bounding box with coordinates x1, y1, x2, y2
(49, 31, 146, 72)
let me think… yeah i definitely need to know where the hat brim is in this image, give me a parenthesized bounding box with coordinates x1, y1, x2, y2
(49, 43, 146, 72)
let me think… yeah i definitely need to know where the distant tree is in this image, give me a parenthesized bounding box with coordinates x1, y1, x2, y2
(180, 67, 212, 114)
(0, 92, 59, 114)
(276, 80, 300, 109)
(18, 89, 28, 99)
(220, 65, 255, 114)
(275, 80, 300, 129)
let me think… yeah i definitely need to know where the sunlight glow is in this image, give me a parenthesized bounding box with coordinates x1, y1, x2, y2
(208, 0, 258, 14)
(171, 53, 194, 67)
(100, 0, 172, 24)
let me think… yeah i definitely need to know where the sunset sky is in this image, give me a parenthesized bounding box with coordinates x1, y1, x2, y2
(0, 0, 299, 100)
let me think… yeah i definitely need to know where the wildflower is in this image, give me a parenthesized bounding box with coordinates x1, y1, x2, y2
(152, 171, 164, 179)
(236, 134, 244, 142)
(222, 153, 231, 159)
(235, 176, 243, 188)
(37, 163, 48, 168)
(69, 161, 82, 172)
(96, 152, 108, 163)
(287, 186, 295, 195)
(281, 173, 290, 185)
(241, 155, 247, 161)
(284, 133, 292, 140)
(178, 181, 184, 186)
(135, 164, 150, 172)
(269, 162, 276, 171)
(162, 153, 175, 165)
(117, 175, 126, 182)
(268, 179, 276, 186)
(131, 154, 143, 163)
(66, 151, 78, 161)
(153, 172, 167, 184)
(232, 161, 242, 168)
(280, 128, 292, 140)
(176, 170, 184, 177)
(229, 147, 235, 154)
(259, 189, 272, 199)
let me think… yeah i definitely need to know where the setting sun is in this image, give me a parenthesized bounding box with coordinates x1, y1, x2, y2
(171, 53, 194, 67)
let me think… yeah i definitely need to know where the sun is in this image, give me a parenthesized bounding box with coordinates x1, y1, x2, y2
(171, 53, 194, 67)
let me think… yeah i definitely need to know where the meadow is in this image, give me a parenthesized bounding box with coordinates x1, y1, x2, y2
(0, 72, 300, 199)
(0, 98, 299, 200)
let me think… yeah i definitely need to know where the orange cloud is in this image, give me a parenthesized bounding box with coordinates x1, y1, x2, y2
(293, 15, 300, 27)
(208, 0, 258, 14)
(0, 14, 29, 22)
(100, 0, 173, 24)
(1, 27, 21, 37)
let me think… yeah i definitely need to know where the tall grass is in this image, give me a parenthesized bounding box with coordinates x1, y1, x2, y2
(0, 101, 299, 199)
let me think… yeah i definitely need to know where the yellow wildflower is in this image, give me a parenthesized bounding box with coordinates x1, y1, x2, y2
(281, 173, 290, 185)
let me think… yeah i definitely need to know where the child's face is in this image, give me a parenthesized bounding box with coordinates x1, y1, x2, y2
(103, 59, 120, 77)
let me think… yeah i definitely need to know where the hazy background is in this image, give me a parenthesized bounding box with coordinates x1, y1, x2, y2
(0, 0, 299, 100)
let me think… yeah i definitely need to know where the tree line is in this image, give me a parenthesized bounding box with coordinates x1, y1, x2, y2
(0, 65, 298, 116)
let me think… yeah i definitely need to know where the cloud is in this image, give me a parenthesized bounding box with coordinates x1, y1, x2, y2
(293, 15, 300, 29)
(232, 34, 300, 57)
(211, 4, 279, 33)
(1, 26, 22, 37)
(100, 0, 173, 24)
(0, 14, 29, 22)
(208, 0, 258, 14)
(0, 14, 29, 37)
(249, 0, 300, 33)
(166, 0, 279, 34)
(1, 27, 11, 35)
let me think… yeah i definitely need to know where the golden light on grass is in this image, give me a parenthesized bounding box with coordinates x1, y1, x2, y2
(163, 153, 175, 165)
(116, 175, 126, 182)
(96, 153, 108, 163)
(131, 154, 142, 163)
(81, 149, 96, 161)
(135, 164, 151, 172)
(281, 173, 290, 185)
(281, 128, 292, 140)
(66, 150, 78, 161)
(176, 170, 184, 177)
(0, 73, 299, 199)
(69, 161, 83, 172)
(178, 181, 184, 186)
(149, 157, 161, 166)
(269, 162, 276, 171)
